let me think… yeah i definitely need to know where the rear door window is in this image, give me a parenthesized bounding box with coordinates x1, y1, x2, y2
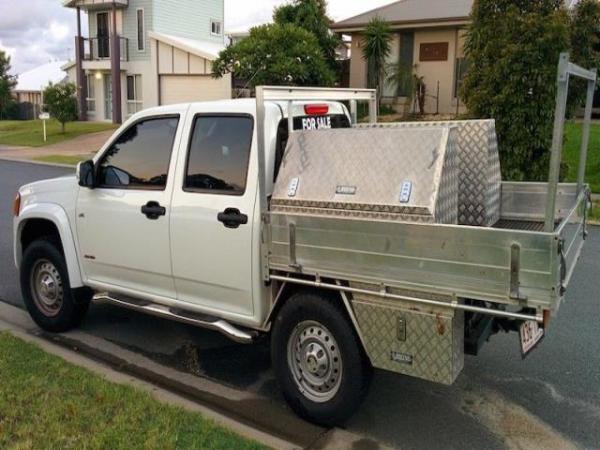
(184, 115, 254, 195)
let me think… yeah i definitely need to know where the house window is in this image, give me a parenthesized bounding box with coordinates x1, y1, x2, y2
(453, 57, 468, 98)
(210, 19, 222, 36)
(127, 75, 143, 115)
(137, 9, 145, 51)
(86, 75, 95, 112)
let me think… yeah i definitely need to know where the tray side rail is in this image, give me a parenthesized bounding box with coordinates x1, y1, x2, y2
(267, 212, 562, 314)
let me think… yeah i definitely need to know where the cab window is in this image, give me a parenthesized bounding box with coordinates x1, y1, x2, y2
(184, 115, 254, 195)
(97, 116, 179, 189)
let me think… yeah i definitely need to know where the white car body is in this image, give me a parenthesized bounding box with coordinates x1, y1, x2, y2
(14, 99, 351, 330)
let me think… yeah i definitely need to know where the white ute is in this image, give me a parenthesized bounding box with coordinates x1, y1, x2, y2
(13, 58, 596, 425)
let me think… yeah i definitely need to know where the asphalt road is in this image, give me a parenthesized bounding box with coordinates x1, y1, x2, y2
(1, 160, 599, 450)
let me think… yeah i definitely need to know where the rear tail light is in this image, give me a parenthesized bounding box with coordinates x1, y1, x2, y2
(12, 192, 21, 217)
(304, 104, 329, 116)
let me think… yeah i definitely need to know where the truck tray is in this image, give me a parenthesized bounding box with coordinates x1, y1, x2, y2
(268, 182, 588, 314)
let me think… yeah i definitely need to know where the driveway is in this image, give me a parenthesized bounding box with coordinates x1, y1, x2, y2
(1, 160, 599, 449)
(0, 130, 114, 162)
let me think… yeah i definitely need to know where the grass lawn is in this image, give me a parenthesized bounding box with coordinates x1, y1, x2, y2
(560, 122, 599, 193)
(0, 119, 117, 148)
(34, 154, 90, 166)
(0, 332, 267, 450)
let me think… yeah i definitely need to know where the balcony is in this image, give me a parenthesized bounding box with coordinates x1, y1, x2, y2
(83, 37, 129, 62)
(63, 0, 128, 11)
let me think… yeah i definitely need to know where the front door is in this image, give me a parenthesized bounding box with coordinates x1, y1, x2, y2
(170, 112, 256, 317)
(103, 75, 112, 121)
(97, 12, 110, 58)
(76, 115, 183, 299)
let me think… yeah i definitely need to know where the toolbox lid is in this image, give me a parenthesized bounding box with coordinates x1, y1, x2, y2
(271, 126, 458, 223)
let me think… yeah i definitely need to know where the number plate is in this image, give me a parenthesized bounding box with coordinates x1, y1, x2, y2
(519, 320, 544, 356)
(301, 116, 332, 130)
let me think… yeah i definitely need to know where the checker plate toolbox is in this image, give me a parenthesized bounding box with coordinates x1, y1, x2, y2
(357, 119, 501, 227)
(259, 54, 594, 384)
(271, 127, 459, 223)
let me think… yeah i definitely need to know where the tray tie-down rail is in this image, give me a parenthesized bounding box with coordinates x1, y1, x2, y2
(270, 274, 544, 324)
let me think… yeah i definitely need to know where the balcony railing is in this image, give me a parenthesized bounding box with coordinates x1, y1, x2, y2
(83, 37, 129, 62)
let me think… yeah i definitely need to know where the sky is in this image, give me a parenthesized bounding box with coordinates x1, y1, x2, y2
(0, 0, 396, 76)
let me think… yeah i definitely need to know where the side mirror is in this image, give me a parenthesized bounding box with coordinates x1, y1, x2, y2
(77, 160, 95, 188)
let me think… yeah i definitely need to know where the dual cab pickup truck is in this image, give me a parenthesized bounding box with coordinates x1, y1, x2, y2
(12, 56, 595, 425)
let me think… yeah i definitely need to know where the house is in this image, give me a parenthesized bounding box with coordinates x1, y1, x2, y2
(63, 0, 231, 124)
(12, 61, 68, 119)
(331, 0, 473, 115)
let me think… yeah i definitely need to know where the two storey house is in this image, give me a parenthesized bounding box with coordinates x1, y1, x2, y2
(64, 0, 231, 123)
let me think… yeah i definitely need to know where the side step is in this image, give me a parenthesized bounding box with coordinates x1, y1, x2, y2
(93, 293, 257, 344)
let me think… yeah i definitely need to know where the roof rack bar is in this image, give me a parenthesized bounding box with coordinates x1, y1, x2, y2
(544, 53, 597, 232)
(566, 62, 597, 82)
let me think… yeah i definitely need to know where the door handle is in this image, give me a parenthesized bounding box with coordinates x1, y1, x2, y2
(217, 208, 248, 229)
(141, 201, 166, 220)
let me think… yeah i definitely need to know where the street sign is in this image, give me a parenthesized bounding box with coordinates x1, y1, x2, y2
(39, 112, 50, 142)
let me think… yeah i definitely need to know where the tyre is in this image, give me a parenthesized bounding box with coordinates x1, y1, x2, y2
(20, 237, 92, 332)
(271, 289, 372, 426)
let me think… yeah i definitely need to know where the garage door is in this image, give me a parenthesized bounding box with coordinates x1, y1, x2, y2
(160, 75, 231, 105)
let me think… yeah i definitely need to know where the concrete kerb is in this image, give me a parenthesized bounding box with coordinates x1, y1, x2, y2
(0, 301, 303, 449)
(0, 301, 391, 450)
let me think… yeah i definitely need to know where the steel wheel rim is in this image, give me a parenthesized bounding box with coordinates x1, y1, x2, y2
(287, 320, 343, 403)
(30, 259, 64, 318)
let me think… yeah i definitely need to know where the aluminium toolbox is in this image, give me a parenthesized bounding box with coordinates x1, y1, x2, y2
(357, 120, 501, 226)
(271, 126, 459, 223)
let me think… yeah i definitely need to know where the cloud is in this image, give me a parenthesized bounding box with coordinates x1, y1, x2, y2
(1, 0, 395, 75)
(0, 0, 86, 75)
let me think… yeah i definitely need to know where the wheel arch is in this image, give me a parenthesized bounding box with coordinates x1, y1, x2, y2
(15, 204, 84, 288)
(264, 280, 369, 356)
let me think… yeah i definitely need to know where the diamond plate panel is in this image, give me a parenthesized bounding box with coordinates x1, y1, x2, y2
(271, 127, 458, 224)
(351, 289, 464, 385)
(358, 120, 501, 227)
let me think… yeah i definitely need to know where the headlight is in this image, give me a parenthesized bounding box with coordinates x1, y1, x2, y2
(12, 192, 21, 217)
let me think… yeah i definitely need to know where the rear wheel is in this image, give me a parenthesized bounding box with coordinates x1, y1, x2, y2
(271, 290, 372, 426)
(20, 238, 92, 332)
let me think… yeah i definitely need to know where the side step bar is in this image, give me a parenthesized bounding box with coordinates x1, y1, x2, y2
(93, 293, 257, 344)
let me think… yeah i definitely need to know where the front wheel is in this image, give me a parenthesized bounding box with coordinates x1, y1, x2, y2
(20, 238, 92, 332)
(271, 290, 372, 426)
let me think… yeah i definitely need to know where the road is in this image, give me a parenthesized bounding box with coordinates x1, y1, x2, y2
(1, 160, 599, 450)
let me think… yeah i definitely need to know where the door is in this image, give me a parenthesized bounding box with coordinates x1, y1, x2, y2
(103, 75, 112, 121)
(160, 75, 231, 105)
(97, 12, 110, 58)
(76, 115, 182, 299)
(170, 113, 256, 316)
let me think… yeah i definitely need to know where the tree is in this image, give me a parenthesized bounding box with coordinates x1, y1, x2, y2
(361, 17, 392, 102)
(0, 50, 17, 120)
(273, 0, 341, 74)
(43, 82, 78, 133)
(460, 0, 570, 181)
(212, 24, 335, 87)
(569, 0, 600, 108)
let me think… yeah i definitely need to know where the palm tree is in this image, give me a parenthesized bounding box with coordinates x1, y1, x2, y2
(361, 17, 392, 102)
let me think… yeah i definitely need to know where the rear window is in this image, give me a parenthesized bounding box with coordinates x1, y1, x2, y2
(274, 113, 351, 181)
